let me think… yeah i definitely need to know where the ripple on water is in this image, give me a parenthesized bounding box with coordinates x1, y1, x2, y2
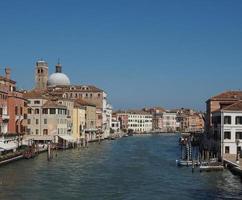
(0, 135, 242, 200)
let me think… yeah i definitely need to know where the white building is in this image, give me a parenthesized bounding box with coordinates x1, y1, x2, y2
(127, 110, 152, 133)
(111, 117, 121, 133)
(162, 111, 178, 132)
(212, 101, 242, 159)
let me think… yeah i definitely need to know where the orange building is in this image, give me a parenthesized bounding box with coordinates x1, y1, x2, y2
(0, 68, 27, 140)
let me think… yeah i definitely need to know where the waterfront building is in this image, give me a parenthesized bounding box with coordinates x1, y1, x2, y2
(115, 110, 152, 133)
(212, 101, 242, 160)
(127, 110, 152, 133)
(74, 99, 98, 141)
(111, 117, 121, 133)
(113, 112, 129, 131)
(57, 98, 75, 136)
(162, 111, 178, 132)
(143, 107, 166, 131)
(176, 108, 204, 133)
(206, 91, 242, 133)
(0, 67, 28, 144)
(72, 101, 86, 143)
(23, 91, 76, 147)
(0, 88, 8, 135)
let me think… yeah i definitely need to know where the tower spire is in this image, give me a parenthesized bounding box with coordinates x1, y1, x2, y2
(56, 58, 62, 73)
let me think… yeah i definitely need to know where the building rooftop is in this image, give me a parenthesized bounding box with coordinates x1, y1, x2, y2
(209, 91, 242, 101)
(74, 98, 96, 107)
(47, 85, 104, 93)
(0, 75, 16, 85)
(23, 90, 46, 99)
(221, 101, 242, 112)
(115, 109, 151, 115)
(42, 100, 67, 109)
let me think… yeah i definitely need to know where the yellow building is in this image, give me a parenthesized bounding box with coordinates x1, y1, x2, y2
(72, 102, 86, 142)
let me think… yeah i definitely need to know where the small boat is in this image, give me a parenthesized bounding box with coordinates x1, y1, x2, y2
(176, 160, 193, 166)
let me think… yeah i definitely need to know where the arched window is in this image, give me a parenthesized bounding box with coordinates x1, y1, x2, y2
(35, 109, 40, 114)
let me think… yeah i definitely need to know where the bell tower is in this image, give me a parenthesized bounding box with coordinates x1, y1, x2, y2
(35, 59, 48, 90)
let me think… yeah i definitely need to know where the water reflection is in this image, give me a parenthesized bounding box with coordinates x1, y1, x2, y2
(0, 135, 241, 200)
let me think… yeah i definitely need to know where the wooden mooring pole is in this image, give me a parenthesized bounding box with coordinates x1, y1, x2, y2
(47, 143, 52, 161)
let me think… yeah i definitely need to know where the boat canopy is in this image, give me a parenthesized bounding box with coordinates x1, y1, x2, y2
(0, 142, 18, 151)
(58, 135, 75, 142)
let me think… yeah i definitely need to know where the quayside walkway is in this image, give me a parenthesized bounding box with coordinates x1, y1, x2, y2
(223, 154, 242, 176)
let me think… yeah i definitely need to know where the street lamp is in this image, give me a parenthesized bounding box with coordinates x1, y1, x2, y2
(236, 139, 240, 164)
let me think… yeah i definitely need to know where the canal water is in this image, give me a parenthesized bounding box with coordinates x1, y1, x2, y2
(0, 134, 242, 200)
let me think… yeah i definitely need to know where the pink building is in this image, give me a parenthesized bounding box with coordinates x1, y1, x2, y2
(113, 112, 129, 131)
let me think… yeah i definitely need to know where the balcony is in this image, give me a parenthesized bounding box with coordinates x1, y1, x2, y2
(2, 114, 10, 121)
(15, 115, 24, 121)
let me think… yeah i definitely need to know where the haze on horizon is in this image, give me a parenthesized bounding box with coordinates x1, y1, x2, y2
(0, 0, 242, 111)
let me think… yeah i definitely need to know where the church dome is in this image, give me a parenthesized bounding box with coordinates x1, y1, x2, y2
(47, 73, 71, 86)
(47, 63, 71, 86)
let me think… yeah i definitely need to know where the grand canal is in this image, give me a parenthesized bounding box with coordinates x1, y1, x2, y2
(0, 134, 242, 200)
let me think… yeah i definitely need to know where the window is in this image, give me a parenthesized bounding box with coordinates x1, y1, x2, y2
(224, 116, 231, 124)
(225, 146, 230, 154)
(28, 108, 32, 114)
(16, 125, 19, 133)
(50, 108, 56, 114)
(34, 100, 40, 104)
(35, 109, 40, 114)
(236, 116, 242, 125)
(44, 119, 47, 124)
(36, 119, 39, 125)
(42, 108, 48, 114)
(15, 106, 18, 115)
(224, 131, 231, 139)
(20, 107, 23, 115)
(36, 129, 39, 135)
(43, 129, 48, 135)
(27, 119, 31, 124)
(236, 132, 242, 140)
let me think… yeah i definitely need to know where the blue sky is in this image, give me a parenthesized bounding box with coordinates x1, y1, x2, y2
(0, 0, 242, 111)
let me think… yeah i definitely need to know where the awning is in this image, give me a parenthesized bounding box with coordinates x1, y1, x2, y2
(58, 135, 75, 142)
(25, 135, 54, 141)
(0, 142, 18, 151)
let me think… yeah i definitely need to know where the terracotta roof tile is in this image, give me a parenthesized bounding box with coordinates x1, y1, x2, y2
(210, 91, 242, 101)
(74, 98, 96, 107)
(42, 100, 66, 109)
(222, 101, 242, 111)
(23, 90, 46, 99)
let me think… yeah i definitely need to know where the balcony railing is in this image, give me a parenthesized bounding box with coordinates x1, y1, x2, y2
(2, 114, 10, 120)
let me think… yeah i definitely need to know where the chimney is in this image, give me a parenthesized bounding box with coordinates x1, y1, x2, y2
(5, 67, 11, 79)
